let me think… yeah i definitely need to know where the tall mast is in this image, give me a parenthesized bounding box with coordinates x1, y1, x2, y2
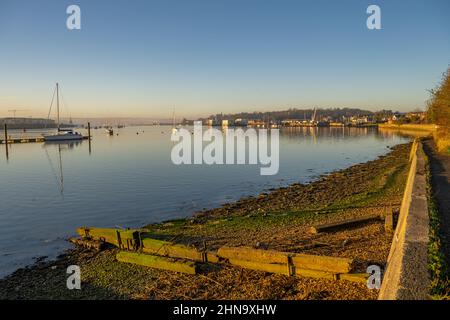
(172, 107, 175, 128)
(56, 82, 60, 130)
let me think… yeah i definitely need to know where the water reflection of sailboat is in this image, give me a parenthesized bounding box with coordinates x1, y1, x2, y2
(43, 141, 82, 195)
(171, 108, 178, 134)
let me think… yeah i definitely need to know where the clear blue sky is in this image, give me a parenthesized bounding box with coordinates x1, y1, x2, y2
(0, 0, 449, 119)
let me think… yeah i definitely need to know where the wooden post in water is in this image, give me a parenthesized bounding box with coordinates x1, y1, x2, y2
(87, 122, 92, 154)
(3, 123, 7, 144)
(4, 123, 9, 160)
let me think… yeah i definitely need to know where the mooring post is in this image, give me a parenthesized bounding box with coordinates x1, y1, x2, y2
(4, 123, 9, 160)
(4, 123, 7, 144)
(87, 122, 92, 155)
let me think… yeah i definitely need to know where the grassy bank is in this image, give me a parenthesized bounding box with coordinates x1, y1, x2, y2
(0, 143, 412, 300)
(433, 128, 450, 154)
(378, 123, 437, 133)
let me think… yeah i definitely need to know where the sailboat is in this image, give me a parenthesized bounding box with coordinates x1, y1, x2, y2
(43, 83, 84, 142)
(171, 108, 178, 134)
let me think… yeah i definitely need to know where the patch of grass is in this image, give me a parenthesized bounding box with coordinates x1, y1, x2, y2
(425, 155, 450, 299)
(323, 162, 408, 212)
(202, 210, 316, 233)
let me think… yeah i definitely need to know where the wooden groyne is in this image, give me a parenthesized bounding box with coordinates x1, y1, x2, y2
(73, 227, 368, 283)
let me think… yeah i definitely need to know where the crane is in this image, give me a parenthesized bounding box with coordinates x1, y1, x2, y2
(8, 109, 29, 119)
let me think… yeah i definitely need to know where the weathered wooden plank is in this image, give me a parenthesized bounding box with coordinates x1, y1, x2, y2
(69, 237, 106, 251)
(384, 211, 394, 233)
(206, 252, 220, 263)
(76, 227, 121, 245)
(77, 227, 145, 249)
(217, 246, 353, 273)
(227, 258, 290, 275)
(310, 214, 382, 234)
(291, 254, 353, 273)
(116, 251, 197, 274)
(338, 273, 369, 284)
(294, 268, 336, 280)
(76, 227, 206, 262)
(142, 238, 204, 261)
(227, 259, 339, 280)
(217, 246, 289, 264)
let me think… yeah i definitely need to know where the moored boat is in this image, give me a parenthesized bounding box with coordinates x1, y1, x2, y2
(43, 83, 84, 142)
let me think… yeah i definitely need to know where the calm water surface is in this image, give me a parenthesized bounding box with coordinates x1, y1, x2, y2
(0, 126, 409, 277)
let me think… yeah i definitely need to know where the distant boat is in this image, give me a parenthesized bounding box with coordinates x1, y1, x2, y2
(105, 127, 114, 135)
(43, 83, 84, 142)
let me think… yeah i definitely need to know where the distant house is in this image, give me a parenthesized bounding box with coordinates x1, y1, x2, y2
(350, 116, 369, 125)
(386, 114, 397, 123)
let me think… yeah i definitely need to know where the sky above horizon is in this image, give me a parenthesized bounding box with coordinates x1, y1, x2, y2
(1, 0, 449, 120)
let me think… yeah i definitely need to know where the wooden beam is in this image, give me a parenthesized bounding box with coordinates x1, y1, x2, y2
(217, 246, 289, 264)
(217, 246, 353, 273)
(116, 251, 197, 274)
(227, 258, 290, 275)
(76, 227, 122, 245)
(226, 258, 339, 280)
(291, 254, 353, 273)
(206, 252, 220, 263)
(384, 211, 394, 233)
(76, 227, 207, 262)
(294, 268, 336, 280)
(141, 238, 204, 261)
(76, 227, 147, 249)
(310, 214, 383, 234)
(338, 273, 369, 284)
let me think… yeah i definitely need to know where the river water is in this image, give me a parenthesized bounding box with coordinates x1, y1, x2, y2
(0, 126, 409, 277)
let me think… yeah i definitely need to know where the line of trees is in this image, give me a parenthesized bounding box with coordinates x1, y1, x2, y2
(427, 67, 450, 152)
(200, 108, 399, 123)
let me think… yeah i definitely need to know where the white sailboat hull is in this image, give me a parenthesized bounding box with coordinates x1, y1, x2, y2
(44, 133, 84, 141)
